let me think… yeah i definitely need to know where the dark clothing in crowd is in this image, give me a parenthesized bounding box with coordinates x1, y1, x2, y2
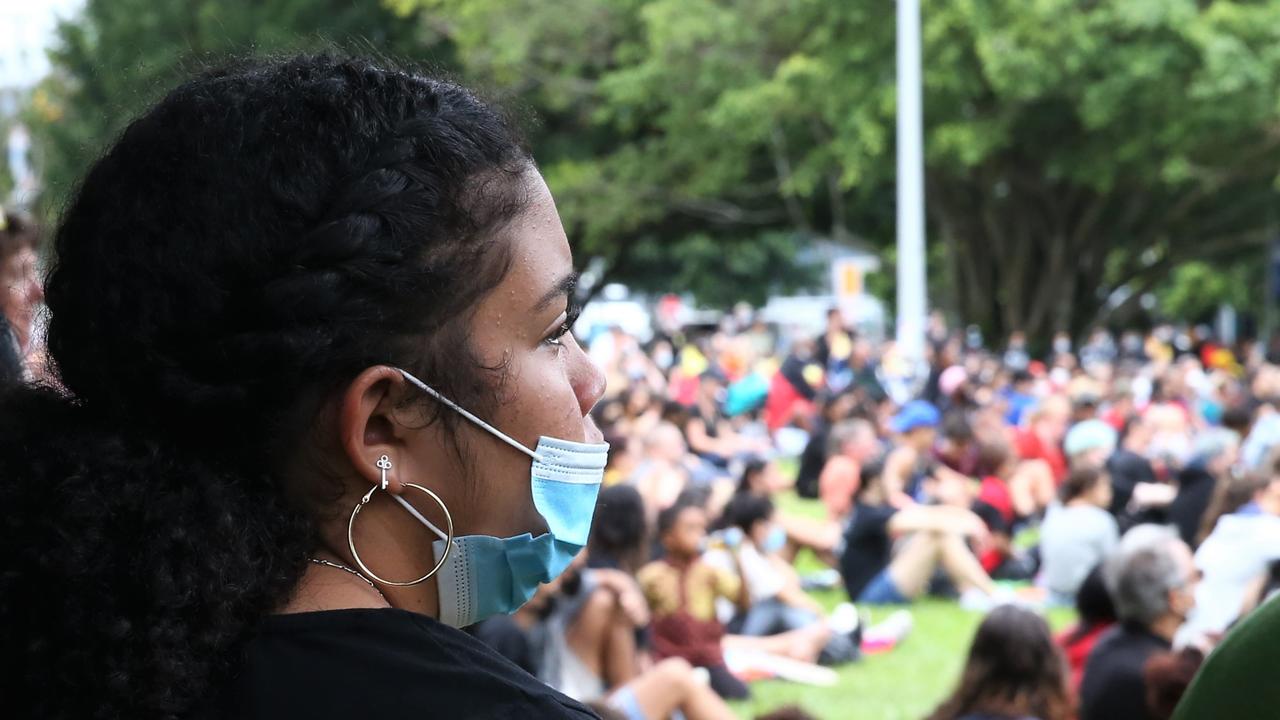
(1106, 449, 1157, 528)
(839, 502, 897, 600)
(219, 608, 596, 719)
(1168, 464, 1217, 548)
(1079, 622, 1171, 720)
(796, 420, 831, 498)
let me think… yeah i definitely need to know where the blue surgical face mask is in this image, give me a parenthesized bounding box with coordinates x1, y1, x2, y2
(396, 369, 608, 628)
(762, 524, 787, 554)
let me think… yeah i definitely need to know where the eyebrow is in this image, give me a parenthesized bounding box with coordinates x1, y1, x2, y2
(532, 271, 580, 313)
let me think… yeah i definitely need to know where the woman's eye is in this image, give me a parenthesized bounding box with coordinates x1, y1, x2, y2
(544, 302, 583, 347)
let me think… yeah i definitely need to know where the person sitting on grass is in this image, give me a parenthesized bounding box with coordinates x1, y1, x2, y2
(639, 502, 751, 700)
(1040, 465, 1120, 606)
(883, 400, 970, 505)
(712, 493, 860, 666)
(927, 605, 1074, 720)
(839, 460, 1000, 607)
(740, 456, 845, 566)
(970, 439, 1037, 582)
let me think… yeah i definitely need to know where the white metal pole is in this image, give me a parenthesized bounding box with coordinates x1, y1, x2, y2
(896, 0, 927, 367)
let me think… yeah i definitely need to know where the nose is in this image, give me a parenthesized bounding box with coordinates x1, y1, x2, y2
(568, 337, 606, 416)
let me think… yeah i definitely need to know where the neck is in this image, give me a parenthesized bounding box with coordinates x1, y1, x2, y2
(664, 552, 696, 567)
(309, 487, 446, 618)
(1147, 614, 1181, 643)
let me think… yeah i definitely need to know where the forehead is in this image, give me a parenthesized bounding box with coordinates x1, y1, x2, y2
(496, 173, 571, 294)
(678, 507, 706, 525)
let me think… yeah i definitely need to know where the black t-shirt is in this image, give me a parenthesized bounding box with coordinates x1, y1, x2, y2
(217, 608, 598, 719)
(1106, 450, 1156, 519)
(1168, 465, 1217, 547)
(840, 502, 897, 599)
(1079, 622, 1171, 720)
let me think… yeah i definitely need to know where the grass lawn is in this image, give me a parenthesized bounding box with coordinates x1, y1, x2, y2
(726, 492, 1075, 720)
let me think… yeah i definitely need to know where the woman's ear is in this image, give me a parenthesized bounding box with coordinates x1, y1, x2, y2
(338, 365, 413, 492)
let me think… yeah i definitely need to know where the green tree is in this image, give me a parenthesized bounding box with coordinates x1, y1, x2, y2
(398, 0, 1280, 339)
(29, 0, 433, 213)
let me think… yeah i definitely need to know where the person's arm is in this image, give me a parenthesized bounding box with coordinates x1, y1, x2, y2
(929, 463, 977, 508)
(592, 568, 651, 628)
(716, 552, 751, 612)
(882, 447, 912, 490)
(887, 504, 986, 538)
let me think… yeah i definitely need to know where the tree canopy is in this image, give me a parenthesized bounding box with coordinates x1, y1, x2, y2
(27, 0, 1280, 343)
(400, 0, 1280, 342)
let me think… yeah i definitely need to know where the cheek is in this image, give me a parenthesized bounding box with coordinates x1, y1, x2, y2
(497, 350, 595, 446)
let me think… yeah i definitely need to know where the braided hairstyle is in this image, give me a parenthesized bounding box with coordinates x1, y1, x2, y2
(0, 55, 531, 718)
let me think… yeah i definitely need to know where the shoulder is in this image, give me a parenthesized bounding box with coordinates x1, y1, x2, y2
(638, 560, 668, 582)
(226, 609, 597, 719)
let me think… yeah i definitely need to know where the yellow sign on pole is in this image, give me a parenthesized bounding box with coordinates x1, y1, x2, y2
(833, 258, 863, 298)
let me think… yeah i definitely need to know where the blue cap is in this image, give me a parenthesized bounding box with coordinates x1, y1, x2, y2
(890, 400, 940, 434)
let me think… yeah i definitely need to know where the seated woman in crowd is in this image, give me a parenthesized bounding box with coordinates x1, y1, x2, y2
(709, 493, 859, 666)
(739, 458, 843, 565)
(1040, 465, 1120, 606)
(928, 605, 1074, 720)
(839, 461, 999, 607)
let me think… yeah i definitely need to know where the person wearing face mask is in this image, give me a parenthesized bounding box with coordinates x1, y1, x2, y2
(0, 57, 611, 718)
(1079, 525, 1199, 720)
(710, 494, 860, 667)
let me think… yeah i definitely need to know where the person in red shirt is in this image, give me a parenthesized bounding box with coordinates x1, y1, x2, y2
(1014, 394, 1071, 484)
(971, 439, 1035, 579)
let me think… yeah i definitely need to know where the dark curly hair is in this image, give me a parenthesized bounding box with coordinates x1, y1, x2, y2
(0, 55, 531, 718)
(927, 605, 1073, 720)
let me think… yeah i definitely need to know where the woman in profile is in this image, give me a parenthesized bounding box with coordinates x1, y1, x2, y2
(928, 605, 1074, 720)
(0, 56, 612, 718)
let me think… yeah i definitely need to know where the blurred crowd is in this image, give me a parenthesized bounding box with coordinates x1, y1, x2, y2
(5, 208, 1280, 720)
(463, 303, 1280, 720)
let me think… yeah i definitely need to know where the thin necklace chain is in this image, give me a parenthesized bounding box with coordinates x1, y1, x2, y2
(307, 557, 389, 604)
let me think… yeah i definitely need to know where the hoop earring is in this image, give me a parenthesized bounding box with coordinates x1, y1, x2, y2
(348, 454, 455, 586)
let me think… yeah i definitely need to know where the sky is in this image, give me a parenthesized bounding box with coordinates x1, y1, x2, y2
(0, 0, 84, 90)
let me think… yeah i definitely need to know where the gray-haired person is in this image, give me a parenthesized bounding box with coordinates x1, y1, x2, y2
(1080, 525, 1198, 720)
(1168, 428, 1241, 547)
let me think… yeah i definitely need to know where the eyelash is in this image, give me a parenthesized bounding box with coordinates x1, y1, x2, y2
(545, 301, 583, 347)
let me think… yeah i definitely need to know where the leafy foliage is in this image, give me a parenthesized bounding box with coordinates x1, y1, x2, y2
(29, 0, 1280, 331)
(28, 0, 431, 213)
(401, 0, 1280, 334)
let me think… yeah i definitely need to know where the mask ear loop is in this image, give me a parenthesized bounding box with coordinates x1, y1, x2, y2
(398, 368, 545, 463)
(349, 454, 455, 586)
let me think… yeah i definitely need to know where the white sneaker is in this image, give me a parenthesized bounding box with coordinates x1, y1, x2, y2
(828, 602, 861, 635)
